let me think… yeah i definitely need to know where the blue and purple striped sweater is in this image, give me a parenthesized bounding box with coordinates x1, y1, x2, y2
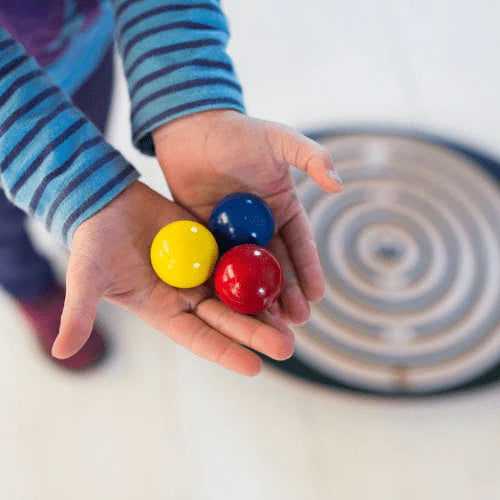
(0, 0, 245, 245)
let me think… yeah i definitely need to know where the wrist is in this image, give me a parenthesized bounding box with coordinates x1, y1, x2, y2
(152, 108, 242, 146)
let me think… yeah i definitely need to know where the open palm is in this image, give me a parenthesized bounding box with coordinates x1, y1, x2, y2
(52, 181, 294, 376)
(153, 110, 342, 325)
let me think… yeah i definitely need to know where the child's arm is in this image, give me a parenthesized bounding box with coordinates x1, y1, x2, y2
(107, 1, 343, 325)
(0, 29, 138, 247)
(109, 0, 245, 155)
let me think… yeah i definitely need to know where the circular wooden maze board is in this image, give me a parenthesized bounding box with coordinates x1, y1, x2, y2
(270, 130, 500, 397)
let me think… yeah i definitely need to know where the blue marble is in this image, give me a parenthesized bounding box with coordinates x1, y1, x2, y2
(209, 192, 275, 254)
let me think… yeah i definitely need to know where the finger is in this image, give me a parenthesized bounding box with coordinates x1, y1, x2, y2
(280, 205, 325, 302)
(267, 234, 311, 325)
(52, 259, 103, 359)
(267, 123, 342, 193)
(195, 297, 295, 360)
(254, 308, 296, 355)
(126, 280, 263, 376)
(168, 311, 263, 376)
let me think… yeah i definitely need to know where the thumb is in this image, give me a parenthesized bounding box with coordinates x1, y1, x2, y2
(267, 123, 343, 193)
(51, 258, 103, 360)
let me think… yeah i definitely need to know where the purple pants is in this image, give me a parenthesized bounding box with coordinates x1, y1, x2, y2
(0, 48, 113, 299)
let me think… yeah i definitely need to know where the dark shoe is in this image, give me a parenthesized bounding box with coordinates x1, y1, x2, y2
(16, 280, 107, 370)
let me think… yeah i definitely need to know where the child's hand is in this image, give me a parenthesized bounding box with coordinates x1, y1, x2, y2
(51, 181, 294, 376)
(153, 110, 342, 325)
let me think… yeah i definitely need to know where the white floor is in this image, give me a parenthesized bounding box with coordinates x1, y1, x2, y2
(1, 1, 500, 499)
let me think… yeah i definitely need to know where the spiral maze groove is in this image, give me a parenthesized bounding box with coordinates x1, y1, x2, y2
(289, 132, 500, 394)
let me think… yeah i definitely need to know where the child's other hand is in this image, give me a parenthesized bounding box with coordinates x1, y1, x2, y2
(51, 182, 294, 376)
(153, 110, 342, 325)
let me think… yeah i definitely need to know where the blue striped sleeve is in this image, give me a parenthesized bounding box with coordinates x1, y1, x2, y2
(0, 29, 140, 247)
(110, 0, 246, 155)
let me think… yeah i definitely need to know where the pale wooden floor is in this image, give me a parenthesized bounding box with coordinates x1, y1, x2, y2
(1, 1, 500, 499)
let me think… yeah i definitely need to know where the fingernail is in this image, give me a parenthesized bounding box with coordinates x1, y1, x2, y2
(328, 170, 343, 185)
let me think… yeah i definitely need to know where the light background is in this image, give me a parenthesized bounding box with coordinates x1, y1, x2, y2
(1, 1, 500, 499)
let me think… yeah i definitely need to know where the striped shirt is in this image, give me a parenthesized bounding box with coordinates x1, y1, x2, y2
(0, 0, 245, 246)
